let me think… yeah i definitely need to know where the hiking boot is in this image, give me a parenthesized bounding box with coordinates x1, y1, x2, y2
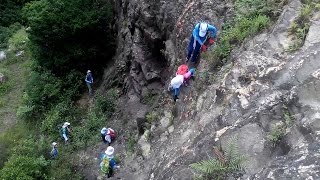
(174, 95, 179, 102)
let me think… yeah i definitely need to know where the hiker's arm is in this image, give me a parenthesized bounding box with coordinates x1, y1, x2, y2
(85, 75, 90, 83)
(207, 25, 217, 38)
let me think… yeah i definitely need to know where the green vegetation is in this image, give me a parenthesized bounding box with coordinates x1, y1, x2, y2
(190, 139, 246, 180)
(267, 123, 286, 145)
(146, 111, 159, 124)
(207, 0, 286, 66)
(267, 104, 294, 146)
(287, 2, 318, 52)
(22, 0, 115, 74)
(0, 0, 116, 178)
(126, 135, 137, 155)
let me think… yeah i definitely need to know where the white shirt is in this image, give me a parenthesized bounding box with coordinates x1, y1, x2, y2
(170, 75, 184, 89)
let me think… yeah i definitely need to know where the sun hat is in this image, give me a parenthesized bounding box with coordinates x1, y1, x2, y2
(101, 127, 107, 134)
(87, 70, 91, 73)
(64, 122, 70, 126)
(105, 146, 115, 158)
(52, 142, 57, 146)
(105, 146, 114, 158)
(62, 122, 70, 128)
(199, 23, 208, 37)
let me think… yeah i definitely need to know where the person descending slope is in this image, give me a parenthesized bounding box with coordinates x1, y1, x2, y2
(168, 74, 184, 102)
(60, 122, 71, 144)
(50, 142, 58, 159)
(85, 70, 94, 96)
(100, 146, 120, 178)
(186, 22, 217, 63)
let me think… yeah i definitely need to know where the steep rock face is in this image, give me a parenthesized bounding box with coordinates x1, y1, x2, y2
(100, 0, 231, 145)
(98, 0, 320, 179)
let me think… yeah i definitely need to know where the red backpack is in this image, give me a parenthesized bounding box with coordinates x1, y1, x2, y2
(107, 128, 116, 139)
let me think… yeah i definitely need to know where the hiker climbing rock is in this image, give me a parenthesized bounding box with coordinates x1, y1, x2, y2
(60, 122, 71, 144)
(85, 70, 94, 96)
(101, 127, 116, 146)
(186, 22, 217, 63)
(168, 74, 184, 102)
(183, 68, 196, 86)
(100, 146, 120, 178)
(176, 64, 189, 75)
(50, 142, 58, 159)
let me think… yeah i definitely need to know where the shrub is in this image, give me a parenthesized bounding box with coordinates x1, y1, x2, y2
(0, 124, 31, 167)
(267, 124, 286, 146)
(287, 2, 316, 52)
(146, 111, 159, 124)
(208, 0, 285, 67)
(94, 89, 117, 118)
(0, 155, 49, 180)
(190, 139, 246, 180)
(0, 23, 23, 49)
(41, 100, 82, 137)
(8, 28, 28, 52)
(213, 15, 270, 60)
(22, 0, 115, 74)
(0, 135, 50, 179)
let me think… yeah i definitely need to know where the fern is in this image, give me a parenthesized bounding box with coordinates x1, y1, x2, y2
(190, 159, 226, 175)
(190, 138, 246, 179)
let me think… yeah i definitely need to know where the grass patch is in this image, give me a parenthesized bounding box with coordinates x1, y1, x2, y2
(267, 104, 294, 146)
(126, 135, 136, 155)
(0, 27, 31, 129)
(267, 123, 286, 146)
(287, 4, 314, 52)
(207, 0, 286, 67)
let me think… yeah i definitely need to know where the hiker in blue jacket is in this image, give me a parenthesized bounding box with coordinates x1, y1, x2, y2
(85, 70, 93, 96)
(186, 22, 217, 63)
(50, 142, 58, 159)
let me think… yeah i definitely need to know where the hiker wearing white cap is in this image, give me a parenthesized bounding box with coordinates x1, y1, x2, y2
(168, 74, 184, 102)
(186, 22, 217, 63)
(60, 122, 71, 144)
(85, 70, 93, 96)
(101, 127, 116, 145)
(100, 146, 120, 177)
(50, 142, 58, 159)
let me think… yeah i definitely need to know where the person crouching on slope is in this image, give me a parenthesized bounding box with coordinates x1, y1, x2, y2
(186, 22, 217, 64)
(100, 127, 116, 146)
(168, 74, 184, 102)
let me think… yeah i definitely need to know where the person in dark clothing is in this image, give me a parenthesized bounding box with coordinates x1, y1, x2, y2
(85, 70, 93, 96)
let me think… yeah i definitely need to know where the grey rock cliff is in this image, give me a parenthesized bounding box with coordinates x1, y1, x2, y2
(98, 0, 320, 179)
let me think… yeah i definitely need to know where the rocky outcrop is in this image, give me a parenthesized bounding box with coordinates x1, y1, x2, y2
(94, 0, 320, 179)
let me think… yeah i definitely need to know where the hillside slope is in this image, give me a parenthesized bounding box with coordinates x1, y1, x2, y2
(85, 0, 320, 179)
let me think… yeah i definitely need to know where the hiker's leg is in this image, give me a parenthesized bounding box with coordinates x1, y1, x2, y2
(107, 167, 113, 178)
(187, 36, 195, 60)
(175, 88, 180, 97)
(87, 83, 92, 95)
(101, 134, 107, 143)
(191, 41, 201, 63)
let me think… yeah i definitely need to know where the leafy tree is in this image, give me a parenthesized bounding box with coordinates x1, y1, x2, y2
(22, 0, 115, 75)
(0, 137, 49, 180)
(0, 155, 49, 180)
